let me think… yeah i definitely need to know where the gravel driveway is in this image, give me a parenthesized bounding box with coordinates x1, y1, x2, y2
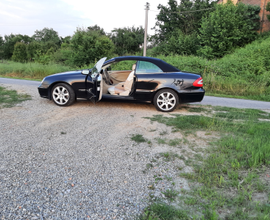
(1, 80, 269, 219)
(0, 83, 193, 220)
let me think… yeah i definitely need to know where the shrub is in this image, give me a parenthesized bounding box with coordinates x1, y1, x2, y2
(67, 28, 114, 67)
(12, 42, 27, 62)
(198, 2, 260, 59)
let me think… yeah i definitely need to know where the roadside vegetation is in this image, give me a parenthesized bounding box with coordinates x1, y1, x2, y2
(0, 86, 31, 108)
(131, 106, 270, 219)
(1, 34, 270, 101)
(0, 0, 269, 101)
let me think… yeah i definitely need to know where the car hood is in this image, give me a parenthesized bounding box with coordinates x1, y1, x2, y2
(48, 70, 84, 77)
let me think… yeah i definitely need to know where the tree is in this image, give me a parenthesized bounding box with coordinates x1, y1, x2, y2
(0, 36, 4, 59)
(153, 0, 215, 43)
(32, 28, 60, 46)
(2, 34, 32, 59)
(198, 2, 260, 59)
(266, 2, 270, 22)
(110, 26, 144, 55)
(151, 30, 199, 56)
(67, 27, 114, 67)
(12, 42, 28, 62)
(87, 25, 106, 36)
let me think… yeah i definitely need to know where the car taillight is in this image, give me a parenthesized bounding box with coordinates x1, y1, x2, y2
(193, 77, 203, 87)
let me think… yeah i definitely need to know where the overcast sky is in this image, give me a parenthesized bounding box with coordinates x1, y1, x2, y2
(0, 0, 169, 38)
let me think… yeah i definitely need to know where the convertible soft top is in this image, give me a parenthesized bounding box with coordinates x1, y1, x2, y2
(104, 56, 180, 72)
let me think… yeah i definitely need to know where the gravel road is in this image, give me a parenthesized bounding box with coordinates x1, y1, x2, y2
(0, 81, 193, 219)
(0, 78, 269, 219)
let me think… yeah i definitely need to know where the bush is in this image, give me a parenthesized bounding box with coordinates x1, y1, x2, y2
(198, 2, 260, 59)
(151, 30, 199, 56)
(12, 42, 27, 62)
(66, 28, 114, 67)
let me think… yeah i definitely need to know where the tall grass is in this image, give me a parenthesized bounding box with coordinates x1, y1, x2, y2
(160, 36, 270, 101)
(0, 35, 270, 101)
(0, 61, 73, 79)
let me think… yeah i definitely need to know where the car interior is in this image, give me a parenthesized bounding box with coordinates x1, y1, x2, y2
(101, 63, 136, 97)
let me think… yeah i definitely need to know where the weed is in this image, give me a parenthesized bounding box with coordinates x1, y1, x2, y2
(159, 152, 180, 161)
(184, 197, 197, 205)
(155, 138, 166, 145)
(162, 189, 179, 202)
(168, 138, 182, 146)
(131, 134, 147, 143)
(139, 202, 189, 220)
(143, 106, 270, 219)
(146, 163, 153, 169)
(187, 106, 210, 113)
(155, 177, 163, 182)
(164, 175, 173, 181)
(0, 86, 31, 108)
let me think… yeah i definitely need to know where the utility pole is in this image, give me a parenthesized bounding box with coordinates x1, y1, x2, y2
(143, 2, 150, 57)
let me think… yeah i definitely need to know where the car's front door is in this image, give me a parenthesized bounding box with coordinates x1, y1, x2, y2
(86, 57, 106, 104)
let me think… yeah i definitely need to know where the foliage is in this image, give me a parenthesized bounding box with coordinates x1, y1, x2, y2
(66, 27, 114, 67)
(0, 86, 31, 108)
(139, 202, 189, 220)
(146, 107, 270, 219)
(0, 61, 74, 79)
(153, 0, 215, 43)
(266, 2, 270, 22)
(32, 27, 61, 46)
(110, 26, 144, 55)
(87, 25, 106, 36)
(1, 34, 270, 101)
(198, 2, 260, 59)
(0, 36, 4, 59)
(2, 34, 32, 59)
(12, 42, 28, 62)
(150, 30, 199, 56)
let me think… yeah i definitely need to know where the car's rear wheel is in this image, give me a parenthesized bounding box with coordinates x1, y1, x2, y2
(51, 83, 75, 106)
(153, 89, 179, 112)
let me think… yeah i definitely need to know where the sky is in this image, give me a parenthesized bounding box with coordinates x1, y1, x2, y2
(0, 0, 169, 38)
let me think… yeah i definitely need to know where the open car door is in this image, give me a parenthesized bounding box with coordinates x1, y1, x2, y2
(86, 57, 106, 104)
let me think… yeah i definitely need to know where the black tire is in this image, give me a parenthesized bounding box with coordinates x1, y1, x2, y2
(153, 89, 179, 112)
(51, 83, 75, 106)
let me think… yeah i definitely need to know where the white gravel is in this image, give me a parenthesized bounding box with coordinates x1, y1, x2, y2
(0, 83, 193, 219)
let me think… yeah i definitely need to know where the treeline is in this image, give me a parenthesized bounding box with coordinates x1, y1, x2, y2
(0, 0, 266, 67)
(0, 26, 144, 67)
(150, 0, 261, 59)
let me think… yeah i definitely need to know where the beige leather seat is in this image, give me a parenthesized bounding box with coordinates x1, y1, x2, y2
(108, 64, 136, 96)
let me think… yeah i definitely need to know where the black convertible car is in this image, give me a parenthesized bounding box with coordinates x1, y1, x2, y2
(38, 56, 205, 112)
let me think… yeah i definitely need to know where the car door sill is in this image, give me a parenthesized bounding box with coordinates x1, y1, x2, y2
(102, 94, 135, 100)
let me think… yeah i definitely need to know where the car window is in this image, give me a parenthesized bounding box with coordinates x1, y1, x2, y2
(109, 60, 135, 71)
(136, 61, 163, 74)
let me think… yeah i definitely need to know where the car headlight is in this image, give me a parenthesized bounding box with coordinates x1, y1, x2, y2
(39, 77, 48, 88)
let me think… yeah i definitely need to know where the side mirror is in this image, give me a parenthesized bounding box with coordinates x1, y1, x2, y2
(81, 70, 90, 75)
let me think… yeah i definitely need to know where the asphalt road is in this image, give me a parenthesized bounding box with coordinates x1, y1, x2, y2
(1, 77, 269, 110)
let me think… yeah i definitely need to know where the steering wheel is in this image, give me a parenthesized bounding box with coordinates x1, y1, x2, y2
(103, 68, 113, 85)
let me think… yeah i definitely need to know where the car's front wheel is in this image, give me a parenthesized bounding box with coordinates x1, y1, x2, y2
(51, 83, 75, 106)
(153, 89, 179, 112)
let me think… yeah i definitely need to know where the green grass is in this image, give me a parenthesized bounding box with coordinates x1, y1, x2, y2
(1, 35, 270, 101)
(131, 134, 147, 143)
(0, 86, 31, 108)
(139, 106, 270, 220)
(0, 61, 73, 80)
(139, 202, 190, 220)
